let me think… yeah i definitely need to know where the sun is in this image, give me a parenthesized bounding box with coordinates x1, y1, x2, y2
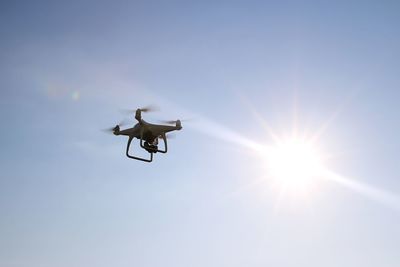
(265, 137, 325, 195)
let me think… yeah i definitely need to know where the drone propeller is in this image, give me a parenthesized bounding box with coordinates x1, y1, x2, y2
(102, 119, 129, 133)
(121, 105, 159, 114)
(102, 127, 115, 133)
(102, 126, 120, 134)
(159, 120, 179, 124)
(159, 118, 191, 125)
(139, 105, 159, 112)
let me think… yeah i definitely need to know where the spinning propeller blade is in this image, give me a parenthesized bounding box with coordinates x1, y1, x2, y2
(159, 120, 179, 124)
(102, 127, 116, 133)
(121, 105, 159, 114)
(159, 118, 190, 125)
(139, 105, 159, 112)
(102, 119, 128, 133)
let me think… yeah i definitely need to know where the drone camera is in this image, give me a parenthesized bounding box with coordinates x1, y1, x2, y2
(144, 141, 158, 153)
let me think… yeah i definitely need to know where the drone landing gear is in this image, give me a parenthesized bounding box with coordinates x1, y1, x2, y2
(157, 134, 168, 153)
(126, 136, 153, 162)
(125, 134, 168, 162)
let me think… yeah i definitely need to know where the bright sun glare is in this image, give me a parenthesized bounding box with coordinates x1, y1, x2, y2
(265, 138, 325, 194)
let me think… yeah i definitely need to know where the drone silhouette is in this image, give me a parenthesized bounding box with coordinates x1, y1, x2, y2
(105, 107, 182, 162)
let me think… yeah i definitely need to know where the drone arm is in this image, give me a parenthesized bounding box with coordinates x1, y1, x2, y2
(126, 136, 153, 162)
(135, 109, 142, 122)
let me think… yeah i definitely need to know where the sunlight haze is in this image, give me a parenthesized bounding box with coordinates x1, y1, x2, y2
(1, 1, 400, 267)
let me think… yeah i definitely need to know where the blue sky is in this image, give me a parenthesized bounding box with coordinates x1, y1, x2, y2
(1, 1, 400, 266)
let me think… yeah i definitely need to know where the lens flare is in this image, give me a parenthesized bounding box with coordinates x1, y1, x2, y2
(265, 138, 325, 194)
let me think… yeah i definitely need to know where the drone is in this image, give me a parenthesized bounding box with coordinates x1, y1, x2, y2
(105, 107, 182, 162)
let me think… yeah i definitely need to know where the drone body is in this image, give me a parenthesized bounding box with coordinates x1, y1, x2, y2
(111, 108, 182, 162)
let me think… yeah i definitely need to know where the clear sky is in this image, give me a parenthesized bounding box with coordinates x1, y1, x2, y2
(1, 1, 400, 266)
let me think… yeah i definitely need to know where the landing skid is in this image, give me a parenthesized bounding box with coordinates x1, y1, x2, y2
(126, 136, 153, 162)
(125, 134, 168, 162)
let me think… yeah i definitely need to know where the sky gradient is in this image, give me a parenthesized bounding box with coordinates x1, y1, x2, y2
(1, 1, 400, 267)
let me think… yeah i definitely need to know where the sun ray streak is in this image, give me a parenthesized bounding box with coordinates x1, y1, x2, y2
(292, 86, 298, 138)
(311, 87, 360, 143)
(323, 171, 400, 210)
(134, 91, 400, 212)
(187, 118, 263, 152)
(250, 108, 281, 144)
(234, 90, 281, 143)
